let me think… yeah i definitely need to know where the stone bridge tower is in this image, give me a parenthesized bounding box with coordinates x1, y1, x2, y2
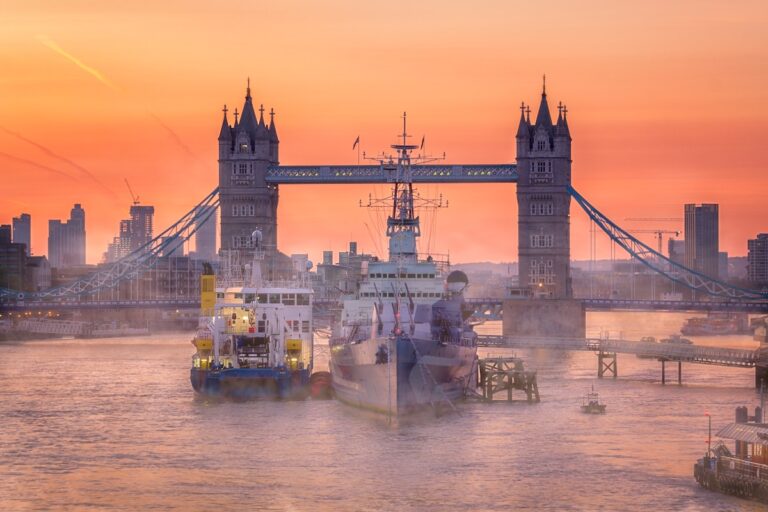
(515, 80, 572, 298)
(218, 81, 286, 275)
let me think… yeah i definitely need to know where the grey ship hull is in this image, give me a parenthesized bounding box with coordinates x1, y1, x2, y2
(330, 335, 476, 415)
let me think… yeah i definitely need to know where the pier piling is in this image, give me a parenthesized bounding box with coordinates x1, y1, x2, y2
(474, 357, 540, 403)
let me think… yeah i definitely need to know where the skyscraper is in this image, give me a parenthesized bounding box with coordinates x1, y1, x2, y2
(748, 234, 768, 285)
(103, 205, 155, 263)
(12, 213, 31, 255)
(129, 205, 154, 252)
(48, 204, 86, 268)
(194, 206, 217, 261)
(684, 203, 719, 278)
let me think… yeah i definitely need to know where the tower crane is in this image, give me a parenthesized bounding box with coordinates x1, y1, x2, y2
(124, 178, 140, 206)
(628, 229, 681, 254)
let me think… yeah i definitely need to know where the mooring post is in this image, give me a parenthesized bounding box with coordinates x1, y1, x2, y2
(662, 360, 666, 385)
(678, 361, 682, 385)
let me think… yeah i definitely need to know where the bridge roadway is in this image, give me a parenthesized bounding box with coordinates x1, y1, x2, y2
(265, 164, 519, 184)
(477, 335, 760, 368)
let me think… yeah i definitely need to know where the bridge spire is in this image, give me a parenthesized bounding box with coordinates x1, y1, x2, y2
(516, 102, 530, 139)
(218, 104, 231, 141)
(535, 77, 553, 128)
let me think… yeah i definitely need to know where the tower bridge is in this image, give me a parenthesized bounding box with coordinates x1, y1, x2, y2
(2, 80, 768, 325)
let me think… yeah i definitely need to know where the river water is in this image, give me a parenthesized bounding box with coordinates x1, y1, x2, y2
(0, 312, 764, 511)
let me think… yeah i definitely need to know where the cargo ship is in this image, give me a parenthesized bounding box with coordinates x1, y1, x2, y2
(190, 231, 314, 400)
(329, 114, 477, 416)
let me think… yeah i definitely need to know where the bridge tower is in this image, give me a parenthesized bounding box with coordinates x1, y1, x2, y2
(515, 79, 572, 298)
(218, 81, 286, 275)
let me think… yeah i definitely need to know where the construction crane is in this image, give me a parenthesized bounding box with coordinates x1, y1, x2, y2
(625, 217, 682, 222)
(629, 229, 681, 254)
(124, 178, 140, 206)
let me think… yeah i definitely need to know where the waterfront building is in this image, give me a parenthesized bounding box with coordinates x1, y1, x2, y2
(48, 204, 86, 268)
(748, 233, 768, 285)
(12, 213, 31, 255)
(25, 256, 51, 291)
(516, 81, 572, 298)
(0, 229, 25, 290)
(684, 203, 719, 279)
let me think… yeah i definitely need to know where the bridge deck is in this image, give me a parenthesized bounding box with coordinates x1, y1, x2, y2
(266, 164, 518, 184)
(478, 335, 759, 368)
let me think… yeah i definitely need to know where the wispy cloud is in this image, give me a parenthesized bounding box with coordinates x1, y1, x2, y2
(1, 127, 116, 197)
(148, 113, 198, 160)
(36, 34, 199, 162)
(0, 151, 78, 181)
(36, 34, 120, 93)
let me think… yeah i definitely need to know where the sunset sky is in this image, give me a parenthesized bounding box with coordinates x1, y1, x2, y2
(1, 0, 767, 265)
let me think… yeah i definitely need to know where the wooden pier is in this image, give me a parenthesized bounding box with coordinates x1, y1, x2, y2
(478, 334, 762, 386)
(472, 356, 540, 403)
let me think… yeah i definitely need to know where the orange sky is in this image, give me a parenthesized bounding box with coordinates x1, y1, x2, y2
(1, 0, 767, 265)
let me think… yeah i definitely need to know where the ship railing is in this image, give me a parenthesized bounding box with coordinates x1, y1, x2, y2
(717, 456, 768, 484)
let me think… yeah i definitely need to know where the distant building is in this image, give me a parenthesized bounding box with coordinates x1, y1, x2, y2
(103, 205, 155, 263)
(684, 203, 719, 278)
(160, 236, 185, 258)
(668, 239, 685, 265)
(0, 229, 25, 290)
(193, 206, 217, 261)
(129, 205, 154, 252)
(12, 213, 31, 255)
(25, 256, 51, 291)
(748, 234, 768, 285)
(48, 204, 86, 268)
(0, 225, 11, 244)
(718, 251, 729, 281)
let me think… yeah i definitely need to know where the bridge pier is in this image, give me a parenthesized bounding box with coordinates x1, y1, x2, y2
(756, 365, 768, 389)
(661, 360, 682, 385)
(597, 351, 617, 379)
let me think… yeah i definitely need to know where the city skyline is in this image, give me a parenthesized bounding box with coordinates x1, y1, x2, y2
(1, 1, 767, 265)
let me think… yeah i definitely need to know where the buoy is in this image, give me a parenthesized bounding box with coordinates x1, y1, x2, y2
(309, 371, 333, 400)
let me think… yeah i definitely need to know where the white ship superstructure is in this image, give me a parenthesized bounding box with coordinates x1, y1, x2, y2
(329, 114, 477, 416)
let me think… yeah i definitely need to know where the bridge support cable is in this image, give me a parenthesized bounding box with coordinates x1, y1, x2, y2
(1, 188, 220, 301)
(567, 186, 768, 301)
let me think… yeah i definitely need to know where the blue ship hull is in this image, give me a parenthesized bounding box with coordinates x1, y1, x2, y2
(190, 367, 311, 400)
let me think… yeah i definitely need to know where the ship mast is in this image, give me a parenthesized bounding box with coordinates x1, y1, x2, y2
(386, 112, 421, 263)
(361, 113, 445, 263)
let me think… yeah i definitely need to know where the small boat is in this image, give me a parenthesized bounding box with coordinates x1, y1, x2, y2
(581, 386, 606, 414)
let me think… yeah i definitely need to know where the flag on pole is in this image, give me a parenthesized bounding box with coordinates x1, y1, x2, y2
(420, 135, 425, 150)
(352, 136, 360, 150)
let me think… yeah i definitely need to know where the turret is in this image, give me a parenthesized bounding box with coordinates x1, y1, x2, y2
(515, 102, 531, 158)
(269, 108, 280, 164)
(218, 105, 232, 158)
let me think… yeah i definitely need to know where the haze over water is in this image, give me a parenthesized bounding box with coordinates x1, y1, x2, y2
(0, 312, 764, 511)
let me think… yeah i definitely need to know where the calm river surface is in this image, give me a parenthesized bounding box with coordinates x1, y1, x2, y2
(0, 312, 764, 511)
